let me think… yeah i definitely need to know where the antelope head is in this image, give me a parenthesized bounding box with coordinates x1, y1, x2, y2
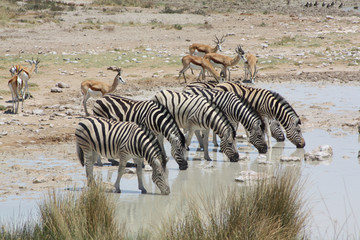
(107, 66, 125, 84)
(213, 34, 226, 52)
(235, 45, 245, 57)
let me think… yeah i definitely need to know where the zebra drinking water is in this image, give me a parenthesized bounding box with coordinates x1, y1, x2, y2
(152, 90, 239, 162)
(183, 86, 268, 154)
(92, 94, 187, 170)
(75, 116, 170, 195)
(214, 82, 305, 148)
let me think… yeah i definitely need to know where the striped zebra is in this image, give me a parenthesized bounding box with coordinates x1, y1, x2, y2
(75, 116, 170, 195)
(152, 90, 239, 162)
(183, 86, 268, 154)
(93, 94, 187, 170)
(214, 82, 305, 148)
(185, 81, 286, 144)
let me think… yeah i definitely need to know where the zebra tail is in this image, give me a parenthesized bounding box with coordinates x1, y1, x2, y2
(76, 142, 85, 167)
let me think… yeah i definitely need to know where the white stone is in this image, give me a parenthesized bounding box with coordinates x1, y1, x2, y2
(235, 171, 271, 182)
(280, 156, 301, 162)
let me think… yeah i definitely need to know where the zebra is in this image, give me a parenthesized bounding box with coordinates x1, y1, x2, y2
(214, 82, 305, 148)
(93, 94, 187, 170)
(185, 81, 286, 144)
(182, 86, 268, 154)
(75, 116, 170, 195)
(152, 89, 239, 162)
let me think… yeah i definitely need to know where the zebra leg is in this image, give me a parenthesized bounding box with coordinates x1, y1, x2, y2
(202, 130, 212, 161)
(212, 130, 219, 147)
(114, 156, 129, 193)
(185, 129, 195, 150)
(194, 130, 204, 150)
(85, 150, 98, 186)
(264, 118, 272, 150)
(157, 135, 168, 160)
(135, 157, 147, 194)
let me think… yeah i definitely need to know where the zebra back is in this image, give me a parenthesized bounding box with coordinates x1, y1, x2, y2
(75, 117, 166, 167)
(185, 81, 218, 89)
(93, 94, 185, 147)
(183, 86, 264, 132)
(153, 90, 236, 139)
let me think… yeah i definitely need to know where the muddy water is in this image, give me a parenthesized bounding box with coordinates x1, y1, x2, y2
(1, 82, 359, 238)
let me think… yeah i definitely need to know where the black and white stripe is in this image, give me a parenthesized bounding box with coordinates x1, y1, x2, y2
(93, 94, 187, 170)
(214, 82, 305, 148)
(75, 116, 170, 195)
(152, 90, 239, 162)
(183, 86, 268, 153)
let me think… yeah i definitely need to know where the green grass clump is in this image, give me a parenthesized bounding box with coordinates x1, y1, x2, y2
(158, 170, 308, 240)
(0, 181, 126, 239)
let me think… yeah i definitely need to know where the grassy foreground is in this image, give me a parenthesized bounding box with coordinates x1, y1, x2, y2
(0, 171, 307, 240)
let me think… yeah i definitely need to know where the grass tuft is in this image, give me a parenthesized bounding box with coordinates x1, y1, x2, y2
(157, 170, 308, 240)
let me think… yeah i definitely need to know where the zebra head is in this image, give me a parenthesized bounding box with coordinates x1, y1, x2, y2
(248, 120, 268, 154)
(285, 117, 305, 148)
(170, 133, 187, 170)
(152, 158, 170, 195)
(220, 127, 239, 162)
(270, 120, 285, 142)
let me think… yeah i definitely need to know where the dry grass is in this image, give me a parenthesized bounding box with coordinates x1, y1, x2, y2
(157, 170, 308, 240)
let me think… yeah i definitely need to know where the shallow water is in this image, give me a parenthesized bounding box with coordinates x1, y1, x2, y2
(1, 82, 359, 238)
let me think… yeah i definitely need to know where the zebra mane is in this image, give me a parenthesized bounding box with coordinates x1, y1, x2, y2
(208, 101, 237, 139)
(269, 90, 300, 120)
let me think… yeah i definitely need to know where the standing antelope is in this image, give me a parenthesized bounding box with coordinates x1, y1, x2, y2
(80, 66, 125, 116)
(189, 35, 226, 57)
(243, 53, 258, 83)
(8, 69, 24, 114)
(10, 59, 40, 99)
(204, 45, 245, 81)
(178, 55, 224, 83)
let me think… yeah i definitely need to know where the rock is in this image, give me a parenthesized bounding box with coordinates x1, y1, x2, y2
(56, 82, 70, 88)
(235, 171, 271, 182)
(52, 175, 72, 182)
(32, 109, 44, 115)
(144, 165, 152, 172)
(305, 145, 333, 161)
(33, 176, 48, 183)
(280, 156, 301, 162)
(125, 168, 136, 174)
(0, 131, 8, 137)
(51, 87, 63, 93)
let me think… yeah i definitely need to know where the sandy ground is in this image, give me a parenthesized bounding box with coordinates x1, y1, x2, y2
(0, 2, 359, 200)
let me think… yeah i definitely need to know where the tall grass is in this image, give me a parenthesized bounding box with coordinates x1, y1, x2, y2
(0, 182, 126, 239)
(157, 170, 308, 240)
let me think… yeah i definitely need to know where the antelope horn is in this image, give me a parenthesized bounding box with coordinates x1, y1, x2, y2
(107, 66, 122, 73)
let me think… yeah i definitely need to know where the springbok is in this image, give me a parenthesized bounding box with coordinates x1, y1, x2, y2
(8, 69, 24, 114)
(243, 53, 258, 83)
(178, 55, 224, 83)
(189, 35, 226, 57)
(80, 66, 126, 116)
(10, 58, 40, 99)
(204, 45, 245, 81)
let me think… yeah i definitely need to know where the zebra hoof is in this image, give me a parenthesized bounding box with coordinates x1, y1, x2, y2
(115, 189, 121, 193)
(141, 189, 147, 194)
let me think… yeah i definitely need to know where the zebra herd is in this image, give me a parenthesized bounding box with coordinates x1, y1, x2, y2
(75, 79, 305, 195)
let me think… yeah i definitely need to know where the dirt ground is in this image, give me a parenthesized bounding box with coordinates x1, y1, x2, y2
(0, 1, 359, 200)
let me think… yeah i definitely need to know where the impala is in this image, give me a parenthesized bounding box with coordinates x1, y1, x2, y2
(178, 55, 224, 83)
(204, 45, 245, 81)
(80, 66, 125, 116)
(10, 58, 40, 99)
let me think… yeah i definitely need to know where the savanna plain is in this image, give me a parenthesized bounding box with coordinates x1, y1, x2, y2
(0, 0, 359, 239)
